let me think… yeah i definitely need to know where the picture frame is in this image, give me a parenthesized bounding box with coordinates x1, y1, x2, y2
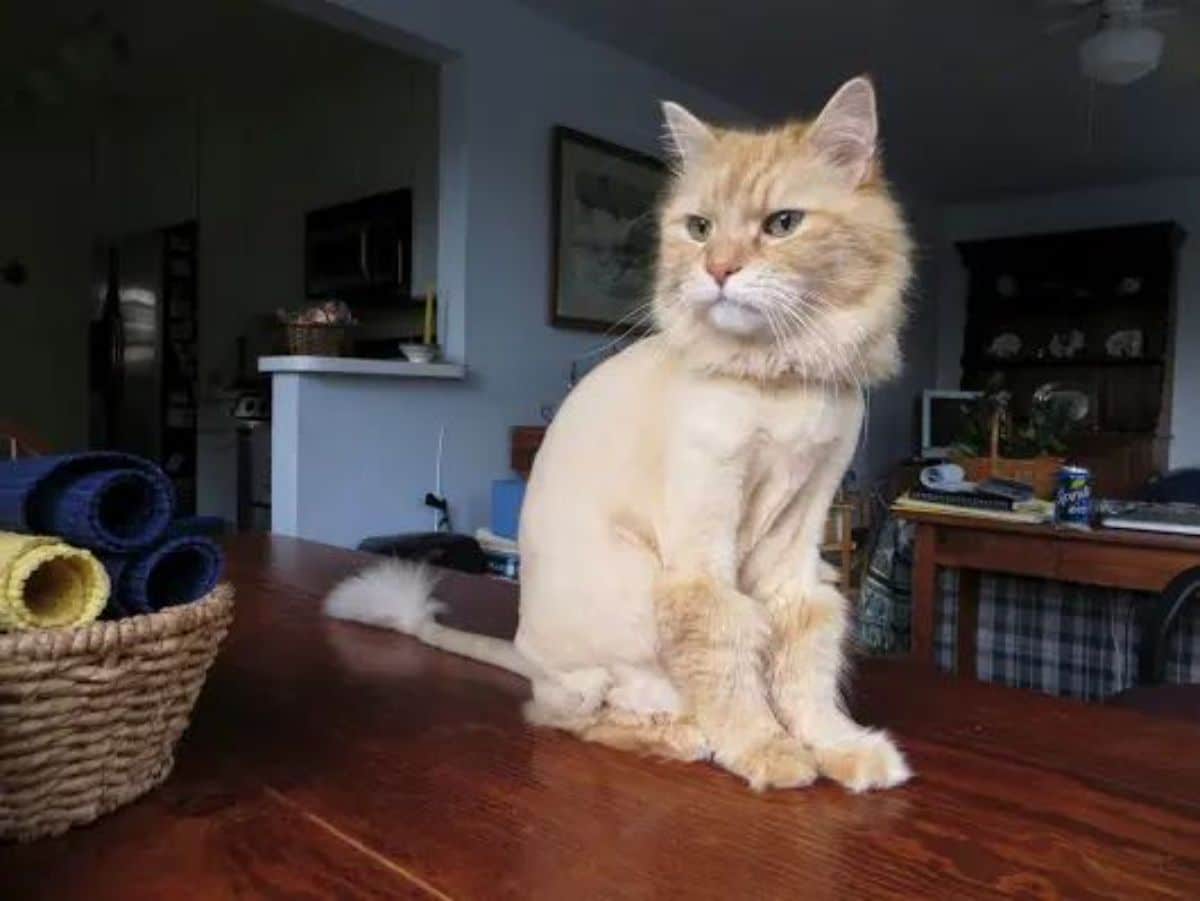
(550, 126, 668, 332)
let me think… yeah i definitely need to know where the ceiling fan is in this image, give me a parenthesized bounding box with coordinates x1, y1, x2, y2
(8, 11, 131, 110)
(1046, 0, 1180, 85)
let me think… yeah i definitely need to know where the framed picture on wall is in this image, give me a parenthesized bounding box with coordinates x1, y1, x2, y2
(550, 126, 667, 332)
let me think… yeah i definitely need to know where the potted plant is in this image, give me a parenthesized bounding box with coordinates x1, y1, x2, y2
(953, 378, 1079, 498)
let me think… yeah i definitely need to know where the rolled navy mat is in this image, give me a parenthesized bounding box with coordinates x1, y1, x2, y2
(0, 532, 110, 631)
(102, 535, 223, 617)
(0, 452, 174, 554)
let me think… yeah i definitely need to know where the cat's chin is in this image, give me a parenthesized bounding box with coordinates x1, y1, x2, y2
(707, 298, 768, 338)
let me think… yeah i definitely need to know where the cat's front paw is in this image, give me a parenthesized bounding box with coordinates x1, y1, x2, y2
(726, 735, 818, 791)
(814, 730, 911, 793)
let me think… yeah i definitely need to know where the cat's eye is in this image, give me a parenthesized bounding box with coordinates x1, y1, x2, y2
(763, 210, 805, 238)
(685, 215, 712, 242)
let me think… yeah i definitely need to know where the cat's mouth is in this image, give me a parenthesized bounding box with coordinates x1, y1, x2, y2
(707, 296, 767, 338)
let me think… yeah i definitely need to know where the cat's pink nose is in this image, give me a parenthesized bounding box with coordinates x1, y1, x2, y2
(706, 261, 742, 286)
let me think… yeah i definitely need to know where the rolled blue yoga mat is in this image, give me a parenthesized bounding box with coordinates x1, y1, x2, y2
(102, 535, 224, 617)
(0, 452, 174, 554)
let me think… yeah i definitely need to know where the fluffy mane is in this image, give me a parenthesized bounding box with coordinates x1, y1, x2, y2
(652, 79, 912, 387)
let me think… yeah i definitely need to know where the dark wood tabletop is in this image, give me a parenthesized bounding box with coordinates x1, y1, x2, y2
(4, 534, 1200, 899)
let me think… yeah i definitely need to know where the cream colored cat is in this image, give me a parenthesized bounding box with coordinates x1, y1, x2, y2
(326, 76, 913, 792)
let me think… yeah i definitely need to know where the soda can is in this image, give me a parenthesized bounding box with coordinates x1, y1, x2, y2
(1055, 465, 1093, 527)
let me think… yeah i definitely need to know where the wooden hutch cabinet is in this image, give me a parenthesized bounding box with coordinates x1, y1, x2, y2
(957, 222, 1185, 498)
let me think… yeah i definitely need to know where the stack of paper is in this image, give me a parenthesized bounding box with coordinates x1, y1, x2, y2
(893, 494, 1054, 525)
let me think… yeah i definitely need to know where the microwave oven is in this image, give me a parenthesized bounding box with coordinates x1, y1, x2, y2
(305, 189, 412, 298)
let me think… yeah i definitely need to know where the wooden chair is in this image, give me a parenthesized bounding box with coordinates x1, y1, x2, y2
(1109, 567, 1200, 720)
(821, 493, 859, 594)
(0, 420, 50, 460)
(1142, 468, 1200, 505)
(1106, 470, 1200, 719)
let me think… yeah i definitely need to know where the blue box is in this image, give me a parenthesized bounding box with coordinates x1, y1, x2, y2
(490, 478, 526, 540)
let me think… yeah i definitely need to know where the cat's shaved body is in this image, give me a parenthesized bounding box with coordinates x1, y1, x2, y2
(328, 77, 913, 791)
(517, 341, 871, 788)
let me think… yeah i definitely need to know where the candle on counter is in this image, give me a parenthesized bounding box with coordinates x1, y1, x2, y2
(422, 286, 435, 346)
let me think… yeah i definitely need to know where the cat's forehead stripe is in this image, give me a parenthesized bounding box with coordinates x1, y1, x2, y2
(687, 127, 810, 215)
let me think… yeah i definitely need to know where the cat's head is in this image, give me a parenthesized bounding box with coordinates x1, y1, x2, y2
(654, 76, 911, 385)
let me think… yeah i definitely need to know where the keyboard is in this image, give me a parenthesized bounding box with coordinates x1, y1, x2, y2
(1098, 501, 1200, 536)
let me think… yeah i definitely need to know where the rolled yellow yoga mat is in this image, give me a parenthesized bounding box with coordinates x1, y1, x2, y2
(0, 532, 109, 631)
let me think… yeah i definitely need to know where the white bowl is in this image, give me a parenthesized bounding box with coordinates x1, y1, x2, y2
(400, 343, 439, 364)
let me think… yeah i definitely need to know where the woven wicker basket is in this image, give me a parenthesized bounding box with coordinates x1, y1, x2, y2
(960, 455, 1064, 500)
(0, 585, 234, 841)
(284, 322, 348, 356)
(955, 408, 1065, 499)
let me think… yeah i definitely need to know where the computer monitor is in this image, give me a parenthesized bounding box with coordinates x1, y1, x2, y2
(920, 389, 981, 459)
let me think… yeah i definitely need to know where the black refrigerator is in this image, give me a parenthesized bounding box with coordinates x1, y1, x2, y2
(90, 221, 199, 514)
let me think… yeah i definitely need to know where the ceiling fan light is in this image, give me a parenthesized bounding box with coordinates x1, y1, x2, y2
(1079, 25, 1164, 85)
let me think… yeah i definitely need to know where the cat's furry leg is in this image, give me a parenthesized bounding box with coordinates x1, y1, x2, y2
(578, 710, 710, 762)
(523, 667, 611, 728)
(737, 395, 907, 792)
(655, 573, 817, 790)
(767, 583, 911, 792)
(525, 669, 710, 761)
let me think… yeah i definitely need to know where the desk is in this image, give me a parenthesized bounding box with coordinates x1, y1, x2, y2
(5, 534, 1200, 897)
(896, 508, 1200, 678)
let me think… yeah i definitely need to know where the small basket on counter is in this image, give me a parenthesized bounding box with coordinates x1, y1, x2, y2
(284, 322, 350, 356)
(0, 586, 234, 841)
(279, 300, 356, 357)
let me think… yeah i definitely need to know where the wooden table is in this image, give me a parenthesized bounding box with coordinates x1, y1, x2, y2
(4, 534, 1200, 898)
(897, 508, 1200, 678)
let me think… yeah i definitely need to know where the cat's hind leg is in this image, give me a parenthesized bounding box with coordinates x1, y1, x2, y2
(525, 666, 710, 762)
(577, 708, 710, 762)
(585, 664, 710, 761)
(523, 667, 611, 729)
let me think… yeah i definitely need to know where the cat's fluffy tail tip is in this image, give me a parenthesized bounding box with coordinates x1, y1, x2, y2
(324, 558, 444, 635)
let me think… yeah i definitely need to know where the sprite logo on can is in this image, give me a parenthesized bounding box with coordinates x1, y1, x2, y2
(1055, 465, 1093, 527)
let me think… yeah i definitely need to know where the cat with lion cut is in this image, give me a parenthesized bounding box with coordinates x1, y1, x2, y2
(327, 75, 913, 792)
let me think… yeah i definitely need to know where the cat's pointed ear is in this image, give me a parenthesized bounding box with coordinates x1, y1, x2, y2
(809, 76, 878, 185)
(661, 101, 716, 168)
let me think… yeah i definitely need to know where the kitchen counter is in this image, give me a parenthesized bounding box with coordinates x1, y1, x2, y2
(259, 355, 466, 379)
(258, 355, 470, 545)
